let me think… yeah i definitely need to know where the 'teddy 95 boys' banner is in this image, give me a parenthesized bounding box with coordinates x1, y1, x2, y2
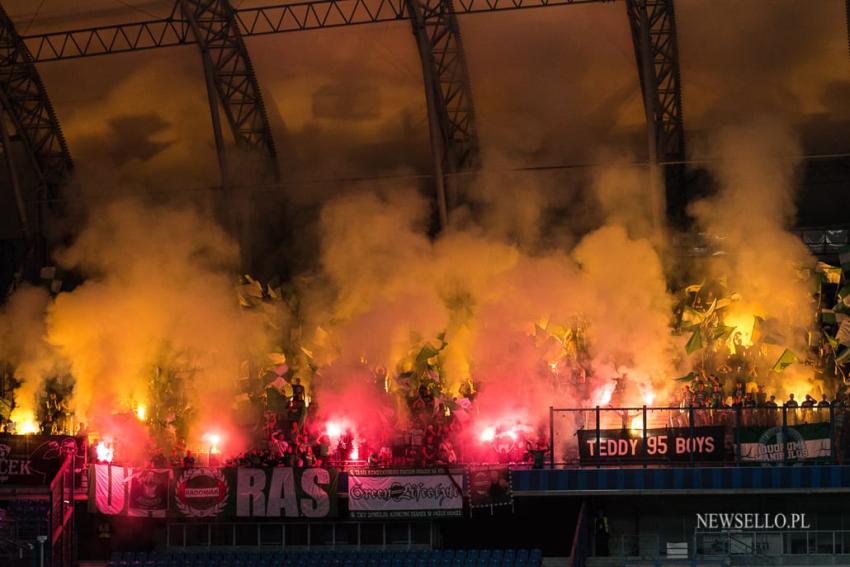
(578, 426, 725, 464)
(90, 465, 338, 518)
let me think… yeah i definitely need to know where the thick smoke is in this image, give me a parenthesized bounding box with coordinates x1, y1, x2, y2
(43, 200, 267, 451)
(0, 121, 827, 455)
(0, 0, 841, 456)
(0, 286, 63, 429)
(299, 175, 675, 439)
(689, 121, 817, 396)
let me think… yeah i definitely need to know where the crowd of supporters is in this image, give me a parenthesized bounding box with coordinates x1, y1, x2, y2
(663, 372, 846, 428)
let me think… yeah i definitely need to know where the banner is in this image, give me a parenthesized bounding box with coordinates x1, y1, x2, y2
(468, 466, 512, 510)
(347, 468, 464, 518)
(175, 467, 230, 518)
(0, 434, 86, 486)
(129, 469, 171, 517)
(577, 426, 725, 464)
(90, 466, 338, 518)
(738, 423, 831, 463)
(235, 467, 337, 518)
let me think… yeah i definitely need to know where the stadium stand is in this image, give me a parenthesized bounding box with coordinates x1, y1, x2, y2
(106, 549, 544, 567)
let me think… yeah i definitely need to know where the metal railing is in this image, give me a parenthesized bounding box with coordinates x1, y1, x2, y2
(550, 404, 848, 467)
(568, 500, 589, 567)
(694, 530, 850, 557)
(604, 534, 660, 558)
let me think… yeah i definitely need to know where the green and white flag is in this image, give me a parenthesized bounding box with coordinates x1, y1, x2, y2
(772, 349, 798, 372)
(681, 306, 705, 330)
(817, 262, 843, 284)
(686, 327, 703, 354)
(712, 325, 736, 340)
(738, 423, 831, 463)
(760, 318, 786, 346)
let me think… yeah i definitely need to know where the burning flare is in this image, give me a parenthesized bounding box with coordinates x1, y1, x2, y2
(96, 440, 114, 463)
(203, 432, 222, 454)
(11, 408, 38, 435)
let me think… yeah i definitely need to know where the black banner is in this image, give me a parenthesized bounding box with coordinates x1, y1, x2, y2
(128, 469, 171, 517)
(0, 434, 86, 486)
(577, 426, 725, 464)
(91, 466, 338, 518)
(468, 466, 512, 510)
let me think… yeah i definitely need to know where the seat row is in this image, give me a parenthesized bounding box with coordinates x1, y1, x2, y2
(107, 548, 543, 567)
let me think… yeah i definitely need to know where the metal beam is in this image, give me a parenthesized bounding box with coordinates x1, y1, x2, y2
(407, 0, 480, 228)
(0, 3, 72, 281)
(626, 0, 686, 224)
(180, 0, 277, 165)
(180, 0, 278, 273)
(0, 4, 72, 187)
(0, 113, 29, 240)
(22, 0, 613, 63)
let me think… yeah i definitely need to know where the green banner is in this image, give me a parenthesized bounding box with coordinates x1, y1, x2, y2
(738, 423, 831, 463)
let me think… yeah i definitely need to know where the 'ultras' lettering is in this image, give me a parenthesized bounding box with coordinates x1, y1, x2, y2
(236, 467, 331, 518)
(237, 468, 266, 516)
(300, 468, 331, 518)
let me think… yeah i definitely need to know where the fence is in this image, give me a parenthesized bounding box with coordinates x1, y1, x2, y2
(597, 530, 850, 560)
(694, 530, 850, 557)
(49, 454, 75, 567)
(550, 405, 849, 467)
(568, 501, 590, 567)
(0, 454, 75, 567)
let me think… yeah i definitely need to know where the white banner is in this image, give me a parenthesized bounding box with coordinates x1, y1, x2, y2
(347, 470, 464, 518)
(94, 464, 128, 515)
